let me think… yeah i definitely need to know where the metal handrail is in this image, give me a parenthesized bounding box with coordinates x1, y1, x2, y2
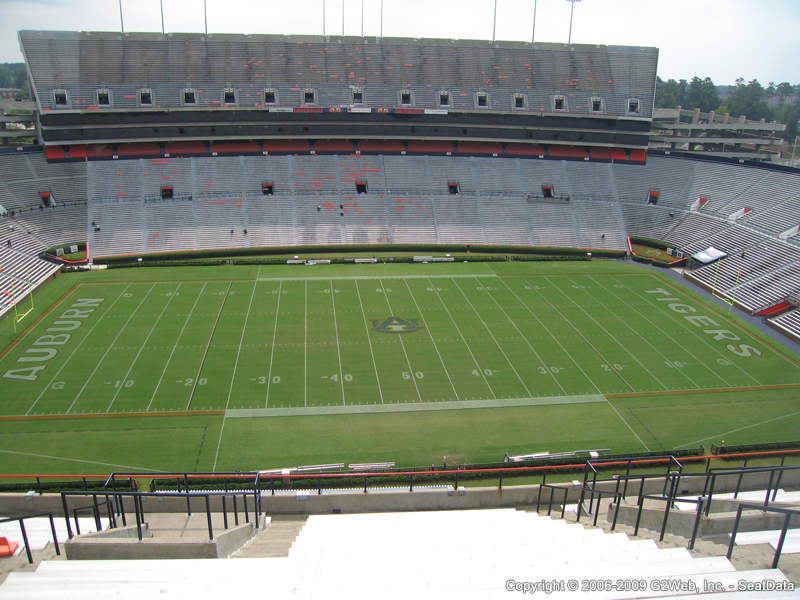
(0, 512, 61, 564)
(727, 503, 799, 568)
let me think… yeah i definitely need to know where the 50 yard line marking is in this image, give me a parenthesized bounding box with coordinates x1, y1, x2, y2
(67, 283, 156, 414)
(330, 279, 347, 406)
(380, 278, 422, 403)
(106, 282, 182, 413)
(147, 282, 207, 411)
(264, 281, 283, 409)
(355, 280, 384, 404)
(186, 281, 231, 410)
(404, 279, 459, 401)
(25, 284, 132, 415)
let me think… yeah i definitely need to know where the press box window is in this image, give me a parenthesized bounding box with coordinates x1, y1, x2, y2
(183, 88, 197, 104)
(513, 94, 527, 109)
(139, 88, 153, 105)
(262, 183, 274, 196)
(223, 88, 236, 104)
(448, 182, 460, 195)
(96, 88, 110, 105)
(542, 184, 554, 198)
(160, 186, 174, 199)
(356, 181, 368, 194)
(591, 97, 603, 112)
(264, 89, 277, 104)
(439, 91, 450, 106)
(553, 95, 565, 111)
(476, 92, 488, 108)
(352, 88, 364, 104)
(303, 89, 316, 104)
(627, 98, 640, 113)
(400, 91, 412, 105)
(53, 89, 68, 106)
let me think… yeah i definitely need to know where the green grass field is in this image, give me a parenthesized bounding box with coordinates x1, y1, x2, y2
(1, 259, 799, 476)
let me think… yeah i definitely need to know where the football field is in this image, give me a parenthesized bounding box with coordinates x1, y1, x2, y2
(1, 260, 799, 474)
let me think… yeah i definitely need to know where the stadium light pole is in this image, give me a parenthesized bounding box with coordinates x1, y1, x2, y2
(160, 0, 165, 35)
(323, 0, 326, 36)
(361, 0, 364, 37)
(342, 0, 345, 36)
(492, 0, 497, 43)
(204, 0, 208, 35)
(531, 0, 537, 43)
(380, 0, 384, 37)
(118, 0, 125, 33)
(567, 0, 581, 45)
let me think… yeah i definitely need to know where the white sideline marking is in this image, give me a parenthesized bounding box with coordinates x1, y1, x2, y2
(257, 274, 499, 281)
(147, 282, 207, 411)
(674, 409, 800, 450)
(454, 277, 532, 397)
(380, 279, 422, 402)
(497, 278, 601, 394)
(354, 280, 384, 404)
(66, 283, 156, 414)
(106, 282, 182, 413)
(264, 281, 283, 408)
(225, 394, 607, 417)
(25, 284, 133, 415)
(0, 448, 163, 472)
(403, 279, 459, 402)
(428, 277, 496, 399)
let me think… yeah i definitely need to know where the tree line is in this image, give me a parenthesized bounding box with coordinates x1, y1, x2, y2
(656, 76, 799, 142)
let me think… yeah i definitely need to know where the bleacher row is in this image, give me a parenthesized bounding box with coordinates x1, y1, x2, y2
(20, 31, 657, 118)
(2, 150, 800, 336)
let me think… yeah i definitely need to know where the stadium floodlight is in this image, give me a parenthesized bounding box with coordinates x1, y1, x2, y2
(566, 0, 581, 45)
(492, 0, 497, 43)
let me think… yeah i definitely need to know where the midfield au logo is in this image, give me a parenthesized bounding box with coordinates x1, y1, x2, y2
(370, 317, 422, 334)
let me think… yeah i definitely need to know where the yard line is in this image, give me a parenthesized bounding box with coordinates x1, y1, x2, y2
(674, 409, 800, 450)
(264, 281, 283, 408)
(481, 280, 566, 395)
(497, 277, 601, 393)
(545, 276, 667, 391)
(257, 274, 499, 282)
(25, 284, 132, 415)
(571, 278, 701, 390)
(330, 279, 347, 406)
(355, 280, 384, 404)
(452, 278, 532, 397)
(304, 280, 308, 408)
(597, 276, 731, 387)
(186, 281, 231, 410)
(147, 282, 207, 411)
(428, 278, 496, 399)
(211, 417, 227, 472)
(627, 277, 762, 387)
(380, 279, 422, 402)
(105, 282, 182, 413)
(66, 283, 156, 414)
(606, 399, 651, 451)
(0, 448, 165, 472)
(403, 279, 459, 401)
(224, 279, 259, 410)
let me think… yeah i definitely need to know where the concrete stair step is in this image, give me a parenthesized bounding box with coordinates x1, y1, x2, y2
(233, 515, 307, 558)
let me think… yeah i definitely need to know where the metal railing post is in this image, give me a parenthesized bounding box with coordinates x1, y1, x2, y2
(726, 505, 744, 559)
(772, 514, 792, 569)
(134, 496, 143, 541)
(47, 513, 60, 556)
(633, 485, 645, 537)
(764, 470, 776, 509)
(18, 520, 33, 564)
(205, 495, 213, 541)
(184, 474, 191, 515)
(689, 497, 703, 550)
(222, 496, 228, 530)
(243, 494, 249, 523)
(705, 474, 716, 517)
(92, 493, 101, 531)
(536, 474, 545, 513)
(233, 495, 239, 526)
(61, 494, 73, 540)
(561, 489, 568, 519)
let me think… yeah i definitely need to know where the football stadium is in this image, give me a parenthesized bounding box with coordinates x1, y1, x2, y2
(0, 5, 799, 598)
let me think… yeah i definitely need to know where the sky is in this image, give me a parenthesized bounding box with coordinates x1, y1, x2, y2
(1, 0, 798, 85)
